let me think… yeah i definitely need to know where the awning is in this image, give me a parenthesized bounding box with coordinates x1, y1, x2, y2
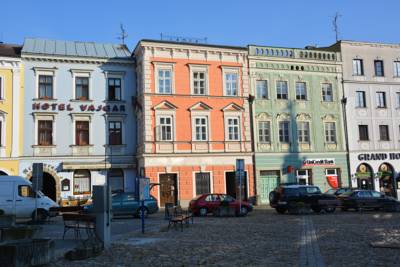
(62, 161, 136, 170)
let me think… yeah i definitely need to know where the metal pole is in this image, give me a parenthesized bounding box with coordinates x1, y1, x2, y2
(141, 199, 145, 234)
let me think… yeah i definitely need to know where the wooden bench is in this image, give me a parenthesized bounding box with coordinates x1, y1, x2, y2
(62, 212, 96, 240)
(167, 205, 193, 232)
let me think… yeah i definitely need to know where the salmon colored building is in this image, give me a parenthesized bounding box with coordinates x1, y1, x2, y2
(134, 40, 254, 207)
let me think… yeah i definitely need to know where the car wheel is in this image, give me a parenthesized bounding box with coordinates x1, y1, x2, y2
(32, 209, 48, 222)
(199, 207, 208, 216)
(324, 207, 336, 213)
(137, 207, 149, 218)
(239, 207, 248, 216)
(276, 207, 286, 214)
(312, 207, 322, 213)
(269, 191, 278, 203)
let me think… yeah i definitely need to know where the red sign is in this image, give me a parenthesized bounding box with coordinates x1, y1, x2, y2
(32, 102, 125, 112)
(326, 175, 338, 189)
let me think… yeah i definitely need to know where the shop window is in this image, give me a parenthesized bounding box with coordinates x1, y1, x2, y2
(73, 170, 91, 195)
(108, 169, 124, 193)
(195, 172, 211, 196)
(61, 179, 70, 191)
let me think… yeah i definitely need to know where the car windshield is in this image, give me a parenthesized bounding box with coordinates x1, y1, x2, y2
(325, 189, 336, 194)
(340, 191, 353, 196)
(220, 195, 234, 202)
(306, 187, 321, 194)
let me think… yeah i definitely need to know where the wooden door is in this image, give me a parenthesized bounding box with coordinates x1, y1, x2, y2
(259, 170, 280, 204)
(159, 174, 177, 207)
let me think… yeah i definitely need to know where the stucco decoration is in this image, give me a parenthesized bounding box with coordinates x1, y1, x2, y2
(296, 113, 311, 121)
(276, 113, 290, 120)
(153, 100, 178, 110)
(256, 112, 272, 120)
(321, 114, 337, 121)
(188, 102, 213, 111)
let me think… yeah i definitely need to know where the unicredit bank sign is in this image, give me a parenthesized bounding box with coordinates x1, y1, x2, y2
(358, 153, 400, 161)
(303, 158, 335, 166)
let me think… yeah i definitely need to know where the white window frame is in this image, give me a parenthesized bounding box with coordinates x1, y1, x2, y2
(376, 91, 386, 108)
(353, 59, 364, 76)
(258, 121, 271, 143)
(256, 80, 268, 99)
(70, 114, 93, 146)
(33, 114, 56, 146)
(295, 82, 307, 100)
(157, 115, 174, 141)
(296, 169, 311, 185)
(104, 71, 125, 101)
(154, 62, 174, 94)
(192, 171, 213, 197)
(276, 80, 288, 100)
(0, 75, 4, 100)
(394, 61, 400, 77)
(298, 121, 310, 143)
(192, 116, 209, 141)
(34, 67, 57, 100)
(278, 121, 290, 143)
(189, 64, 209, 96)
(222, 67, 240, 96)
(322, 83, 333, 102)
(355, 91, 366, 108)
(324, 122, 337, 143)
(225, 116, 240, 141)
(396, 92, 400, 109)
(325, 169, 338, 176)
(70, 69, 93, 101)
(106, 116, 125, 145)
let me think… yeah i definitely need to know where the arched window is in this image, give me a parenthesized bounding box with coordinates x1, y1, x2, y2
(73, 170, 91, 195)
(108, 169, 124, 193)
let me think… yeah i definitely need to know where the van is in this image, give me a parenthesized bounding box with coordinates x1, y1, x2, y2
(0, 176, 59, 221)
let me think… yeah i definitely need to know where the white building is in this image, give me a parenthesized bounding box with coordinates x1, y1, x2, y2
(331, 41, 400, 198)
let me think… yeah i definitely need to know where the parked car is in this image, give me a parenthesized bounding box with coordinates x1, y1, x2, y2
(83, 192, 159, 218)
(269, 184, 339, 214)
(325, 187, 353, 196)
(337, 190, 400, 211)
(189, 193, 253, 216)
(0, 176, 59, 221)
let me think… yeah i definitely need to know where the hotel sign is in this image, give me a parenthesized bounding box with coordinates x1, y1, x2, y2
(303, 158, 335, 166)
(32, 102, 126, 112)
(358, 153, 400, 161)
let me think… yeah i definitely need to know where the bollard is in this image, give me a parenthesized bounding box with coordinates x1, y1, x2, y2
(93, 185, 111, 248)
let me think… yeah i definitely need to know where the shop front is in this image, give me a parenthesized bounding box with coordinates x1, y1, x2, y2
(350, 152, 399, 199)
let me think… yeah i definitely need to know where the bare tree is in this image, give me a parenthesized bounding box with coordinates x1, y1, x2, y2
(117, 23, 128, 45)
(333, 12, 341, 42)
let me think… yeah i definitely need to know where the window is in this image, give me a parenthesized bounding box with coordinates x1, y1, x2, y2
(158, 69, 172, 94)
(355, 91, 366, 108)
(194, 117, 208, 141)
(195, 172, 211, 195)
(258, 121, 271, 143)
(193, 71, 206, 95)
(0, 77, 3, 99)
(73, 170, 91, 195)
(325, 122, 336, 143)
(397, 92, 400, 108)
(298, 122, 310, 143)
(227, 118, 240, 141)
(108, 78, 121, 101)
(279, 121, 290, 143)
(108, 169, 124, 193)
(75, 77, 89, 100)
(75, 121, 89, 145)
(0, 121, 2, 147)
(158, 116, 172, 141)
(374, 60, 384, 77)
(18, 185, 35, 198)
(359, 125, 369, 141)
(256, 80, 268, 99)
(394, 61, 400, 77)
(376, 92, 386, 108)
(276, 81, 288, 99)
(296, 82, 307, 100)
(225, 73, 238, 96)
(322, 83, 333, 102)
(353, 59, 364, 75)
(61, 179, 70, 191)
(38, 75, 53, 99)
(38, 120, 53, 145)
(379, 125, 390, 141)
(109, 121, 122, 145)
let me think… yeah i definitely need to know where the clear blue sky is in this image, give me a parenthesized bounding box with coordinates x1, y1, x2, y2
(2, 0, 399, 50)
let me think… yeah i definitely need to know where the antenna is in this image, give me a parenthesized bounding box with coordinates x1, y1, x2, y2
(117, 23, 128, 45)
(332, 12, 341, 42)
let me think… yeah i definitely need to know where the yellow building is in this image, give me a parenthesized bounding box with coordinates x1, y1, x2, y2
(0, 43, 23, 175)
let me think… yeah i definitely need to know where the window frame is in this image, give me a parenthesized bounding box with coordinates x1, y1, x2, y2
(157, 115, 173, 141)
(358, 125, 369, 141)
(108, 121, 123, 145)
(258, 121, 271, 143)
(108, 168, 124, 193)
(374, 60, 384, 77)
(193, 116, 209, 141)
(256, 80, 268, 99)
(276, 80, 288, 100)
(154, 62, 174, 94)
(222, 67, 240, 96)
(394, 61, 400, 77)
(376, 91, 387, 108)
(278, 121, 290, 143)
(322, 83, 333, 102)
(324, 122, 337, 143)
(297, 121, 310, 143)
(194, 172, 212, 196)
(38, 75, 54, 100)
(38, 120, 53, 146)
(189, 64, 209, 96)
(295, 82, 307, 100)
(75, 76, 90, 100)
(73, 170, 91, 195)
(379, 125, 390, 141)
(353, 59, 364, 76)
(226, 117, 240, 141)
(355, 91, 366, 108)
(0, 76, 4, 100)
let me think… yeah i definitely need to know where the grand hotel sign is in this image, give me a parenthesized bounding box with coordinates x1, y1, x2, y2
(357, 153, 400, 161)
(32, 102, 126, 112)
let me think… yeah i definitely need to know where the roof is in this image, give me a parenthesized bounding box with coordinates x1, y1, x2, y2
(0, 43, 22, 58)
(22, 38, 131, 59)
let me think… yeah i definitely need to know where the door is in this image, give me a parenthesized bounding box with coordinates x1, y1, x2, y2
(15, 184, 37, 218)
(159, 174, 177, 207)
(0, 181, 15, 215)
(259, 171, 280, 204)
(225, 171, 248, 200)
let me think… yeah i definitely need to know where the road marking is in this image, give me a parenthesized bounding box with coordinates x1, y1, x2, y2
(299, 216, 325, 267)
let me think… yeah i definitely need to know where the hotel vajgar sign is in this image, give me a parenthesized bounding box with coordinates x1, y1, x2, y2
(32, 102, 126, 113)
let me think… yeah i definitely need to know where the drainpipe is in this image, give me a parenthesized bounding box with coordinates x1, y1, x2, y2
(341, 86, 352, 188)
(248, 93, 257, 204)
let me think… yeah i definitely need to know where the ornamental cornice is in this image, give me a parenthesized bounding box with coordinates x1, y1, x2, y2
(296, 113, 311, 121)
(254, 61, 338, 74)
(21, 55, 134, 66)
(321, 114, 337, 121)
(256, 112, 272, 120)
(0, 57, 21, 68)
(276, 112, 290, 120)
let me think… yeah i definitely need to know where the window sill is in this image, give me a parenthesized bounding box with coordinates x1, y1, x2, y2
(378, 140, 390, 142)
(358, 140, 370, 142)
(352, 74, 365, 77)
(295, 99, 308, 102)
(355, 107, 367, 109)
(105, 144, 127, 147)
(32, 98, 58, 102)
(155, 92, 173, 96)
(32, 145, 56, 148)
(376, 107, 387, 109)
(70, 99, 94, 102)
(70, 144, 94, 147)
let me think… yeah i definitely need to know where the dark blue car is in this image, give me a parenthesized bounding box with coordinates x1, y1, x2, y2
(83, 192, 159, 218)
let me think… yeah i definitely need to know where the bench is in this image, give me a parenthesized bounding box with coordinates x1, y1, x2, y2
(62, 212, 96, 240)
(166, 205, 194, 232)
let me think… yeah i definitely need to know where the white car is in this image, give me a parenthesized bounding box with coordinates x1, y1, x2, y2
(0, 176, 59, 221)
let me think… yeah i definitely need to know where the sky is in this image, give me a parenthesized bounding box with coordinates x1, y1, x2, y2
(1, 0, 399, 50)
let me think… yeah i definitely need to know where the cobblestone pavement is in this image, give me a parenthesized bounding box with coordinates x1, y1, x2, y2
(50, 208, 400, 267)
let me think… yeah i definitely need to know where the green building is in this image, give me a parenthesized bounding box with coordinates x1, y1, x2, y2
(248, 45, 349, 204)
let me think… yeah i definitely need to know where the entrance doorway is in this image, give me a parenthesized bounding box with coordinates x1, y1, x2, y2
(0, 171, 8, 175)
(378, 163, 395, 197)
(356, 163, 374, 190)
(259, 170, 280, 204)
(159, 173, 177, 207)
(30, 172, 57, 202)
(225, 171, 247, 200)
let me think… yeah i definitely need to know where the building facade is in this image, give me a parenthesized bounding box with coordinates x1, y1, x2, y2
(333, 41, 400, 198)
(0, 43, 23, 175)
(20, 38, 137, 204)
(134, 40, 254, 207)
(248, 45, 349, 204)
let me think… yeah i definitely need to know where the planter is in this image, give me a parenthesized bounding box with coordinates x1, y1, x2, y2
(0, 239, 54, 267)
